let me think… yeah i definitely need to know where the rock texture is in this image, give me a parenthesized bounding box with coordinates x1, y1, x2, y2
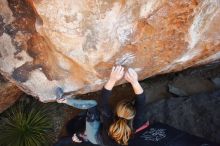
(0, 75, 23, 113)
(0, 0, 220, 102)
(144, 90, 220, 143)
(168, 76, 215, 96)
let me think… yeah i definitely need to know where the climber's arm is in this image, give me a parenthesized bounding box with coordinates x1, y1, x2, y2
(99, 66, 124, 122)
(125, 68, 147, 129)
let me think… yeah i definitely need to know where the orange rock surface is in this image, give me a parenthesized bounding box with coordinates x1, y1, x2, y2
(0, 0, 220, 101)
(0, 75, 23, 113)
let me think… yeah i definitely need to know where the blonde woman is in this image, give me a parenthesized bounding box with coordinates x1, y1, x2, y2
(97, 66, 147, 146)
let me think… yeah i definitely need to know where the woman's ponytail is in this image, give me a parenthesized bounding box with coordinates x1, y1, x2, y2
(109, 118, 132, 145)
(108, 100, 136, 145)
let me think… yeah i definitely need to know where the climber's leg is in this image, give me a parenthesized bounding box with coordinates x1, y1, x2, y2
(85, 106, 100, 145)
(65, 98, 97, 109)
(56, 87, 97, 109)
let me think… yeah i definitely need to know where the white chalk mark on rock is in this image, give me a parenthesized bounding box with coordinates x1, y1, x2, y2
(116, 53, 135, 66)
(139, 0, 164, 18)
(134, 68, 143, 72)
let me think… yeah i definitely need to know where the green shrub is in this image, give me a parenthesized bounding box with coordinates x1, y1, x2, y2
(0, 100, 54, 146)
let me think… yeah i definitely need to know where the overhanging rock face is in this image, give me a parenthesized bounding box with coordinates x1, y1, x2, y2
(0, 75, 23, 113)
(0, 0, 220, 102)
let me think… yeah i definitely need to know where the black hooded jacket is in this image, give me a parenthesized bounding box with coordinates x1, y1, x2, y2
(97, 88, 147, 146)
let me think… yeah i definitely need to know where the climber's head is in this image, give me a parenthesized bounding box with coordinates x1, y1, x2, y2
(109, 100, 136, 145)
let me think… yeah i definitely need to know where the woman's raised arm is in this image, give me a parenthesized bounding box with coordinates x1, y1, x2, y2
(100, 66, 125, 121)
(125, 68, 146, 129)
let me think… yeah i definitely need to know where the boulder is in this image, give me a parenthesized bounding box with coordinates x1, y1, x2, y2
(144, 90, 220, 143)
(211, 77, 220, 88)
(141, 80, 172, 104)
(0, 0, 220, 102)
(168, 76, 215, 96)
(0, 75, 23, 113)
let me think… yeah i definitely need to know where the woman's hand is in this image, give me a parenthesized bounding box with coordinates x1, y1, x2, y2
(125, 68, 138, 85)
(56, 98, 67, 104)
(72, 133, 82, 143)
(109, 66, 124, 83)
(125, 68, 143, 94)
(104, 66, 124, 90)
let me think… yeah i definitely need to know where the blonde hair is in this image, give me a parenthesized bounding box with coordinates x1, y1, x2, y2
(109, 100, 136, 145)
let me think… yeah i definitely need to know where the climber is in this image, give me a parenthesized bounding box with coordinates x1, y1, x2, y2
(56, 66, 147, 146)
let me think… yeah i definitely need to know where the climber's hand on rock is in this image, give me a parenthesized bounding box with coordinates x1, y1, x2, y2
(57, 98, 67, 104)
(104, 66, 124, 90)
(109, 65, 124, 83)
(125, 68, 143, 94)
(125, 68, 138, 84)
